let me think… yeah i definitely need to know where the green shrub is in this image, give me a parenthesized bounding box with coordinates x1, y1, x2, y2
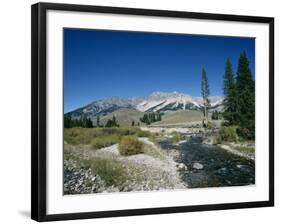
(237, 125, 255, 140)
(119, 136, 144, 156)
(81, 157, 128, 187)
(216, 126, 237, 143)
(142, 144, 164, 159)
(171, 131, 185, 144)
(214, 135, 222, 144)
(91, 134, 120, 149)
(206, 121, 214, 129)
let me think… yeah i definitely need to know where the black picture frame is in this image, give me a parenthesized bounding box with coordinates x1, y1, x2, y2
(31, 2, 274, 222)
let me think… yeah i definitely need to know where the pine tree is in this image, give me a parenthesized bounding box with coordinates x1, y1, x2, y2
(212, 111, 219, 120)
(236, 52, 255, 139)
(96, 116, 100, 127)
(140, 114, 150, 125)
(223, 58, 237, 125)
(86, 117, 93, 128)
(105, 115, 119, 127)
(80, 116, 83, 127)
(64, 114, 72, 128)
(201, 68, 210, 126)
(105, 119, 113, 127)
(112, 115, 116, 125)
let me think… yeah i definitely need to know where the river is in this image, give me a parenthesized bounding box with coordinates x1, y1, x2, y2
(160, 137, 255, 188)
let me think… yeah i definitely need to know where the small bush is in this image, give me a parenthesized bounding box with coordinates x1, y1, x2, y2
(91, 135, 120, 149)
(237, 126, 255, 140)
(214, 135, 222, 144)
(206, 121, 214, 129)
(142, 144, 164, 159)
(119, 136, 144, 156)
(216, 126, 237, 143)
(171, 131, 185, 144)
(81, 157, 128, 187)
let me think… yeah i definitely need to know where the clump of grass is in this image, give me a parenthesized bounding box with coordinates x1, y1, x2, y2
(82, 157, 127, 187)
(215, 126, 238, 144)
(170, 131, 185, 144)
(142, 144, 164, 159)
(206, 121, 214, 129)
(91, 134, 120, 149)
(119, 136, 144, 156)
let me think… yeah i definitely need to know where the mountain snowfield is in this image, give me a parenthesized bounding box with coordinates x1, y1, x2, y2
(135, 91, 223, 112)
(67, 91, 224, 117)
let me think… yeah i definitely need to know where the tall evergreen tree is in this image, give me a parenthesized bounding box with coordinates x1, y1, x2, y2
(223, 58, 237, 125)
(64, 114, 72, 128)
(86, 117, 93, 128)
(105, 115, 119, 127)
(201, 68, 210, 126)
(96, 115, 100, 127)
(112, 115, 116, 125)
(236, 52, 255, 139)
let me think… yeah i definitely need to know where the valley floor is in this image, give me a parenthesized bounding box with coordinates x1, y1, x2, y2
(64, 137, 186, 195)
(63, 126, 255, 194)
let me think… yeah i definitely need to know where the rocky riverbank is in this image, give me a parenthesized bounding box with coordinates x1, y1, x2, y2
(217, 143, 255, 161)
(64, 138, 186, 195)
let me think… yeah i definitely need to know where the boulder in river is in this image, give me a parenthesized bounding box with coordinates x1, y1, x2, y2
(193, 162, 204, 170)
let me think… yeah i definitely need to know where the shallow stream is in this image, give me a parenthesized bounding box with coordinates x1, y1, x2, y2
(160, 137, 255, 188)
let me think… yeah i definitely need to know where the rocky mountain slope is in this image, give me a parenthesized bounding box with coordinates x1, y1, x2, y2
(67, 91, 223, 118)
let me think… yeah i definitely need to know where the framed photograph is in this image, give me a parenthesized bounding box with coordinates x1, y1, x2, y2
(31, 2, 274, 222)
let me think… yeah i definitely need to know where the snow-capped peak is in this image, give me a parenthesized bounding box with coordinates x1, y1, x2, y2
(136, 91, 223, 112)
(67, 91, 224, 117)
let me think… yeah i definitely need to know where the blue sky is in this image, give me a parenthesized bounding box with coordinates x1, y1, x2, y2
(64, 28, 255, 112)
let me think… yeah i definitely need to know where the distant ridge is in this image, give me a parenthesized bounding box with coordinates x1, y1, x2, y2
(66, 91, 224, 118)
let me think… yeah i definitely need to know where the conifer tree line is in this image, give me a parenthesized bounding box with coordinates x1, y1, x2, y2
(211, 110, 222, 120)
(139, 112, 163, 125)
(105, 115, 119, 127)
(131, 121, 140, 127)
(64, 114, 120, 128)
(222, 51, 255, 140)
(64, 114, 93, 128)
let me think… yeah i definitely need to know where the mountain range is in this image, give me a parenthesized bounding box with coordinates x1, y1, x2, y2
(66, 91, 224, 118)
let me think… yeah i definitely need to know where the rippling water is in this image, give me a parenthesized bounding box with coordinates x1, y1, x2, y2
(160, 137, 255, 188)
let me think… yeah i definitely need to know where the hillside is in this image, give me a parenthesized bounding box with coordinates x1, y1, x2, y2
(151, 110, 203, 126)
(92, 108, 145, 127)
(93, 109, 205, 128)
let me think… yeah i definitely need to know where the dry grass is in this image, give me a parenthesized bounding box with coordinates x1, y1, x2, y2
(118, 136, 144, 156)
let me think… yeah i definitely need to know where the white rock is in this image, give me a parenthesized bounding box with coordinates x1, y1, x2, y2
(193, 162, 204, 170)
(236, 165, 243, 168)
(177, 163, 187, 170)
